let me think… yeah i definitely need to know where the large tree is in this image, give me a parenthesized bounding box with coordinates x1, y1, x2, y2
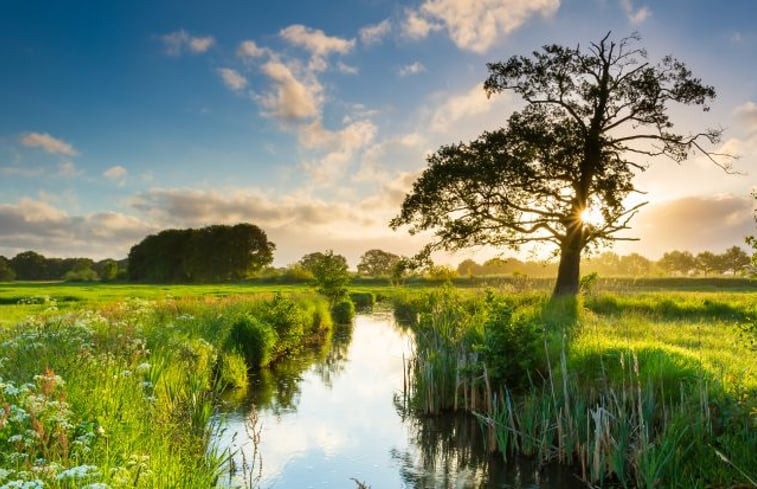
(356, 249, 401, 277)
(391, 33, 730, 296)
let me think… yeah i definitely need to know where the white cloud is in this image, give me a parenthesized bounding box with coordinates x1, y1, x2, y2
(359, 19, 392, 45)
(160, 29, 215, 56)
(257, 60, 322, 121)
(20, 132, 78, 156)
(337, 62, 359, 75)
(280, 24, 355, 57)
(430, 83, 510, 132)
(299, 119, 378, 183)
(237, 40, 268, 59)
(404, 0, 560, 52)
(103, 165, 127, 180)
(619, 0, 651, 25)
(398, 61, 426, 76)
(217, 68, 248, 91)
(402, 9, 442, 39)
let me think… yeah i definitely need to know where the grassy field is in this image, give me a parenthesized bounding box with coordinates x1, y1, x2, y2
(0, 280, 755, 488)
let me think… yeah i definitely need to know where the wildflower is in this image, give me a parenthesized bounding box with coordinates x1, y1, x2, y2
(55, 464, 99, 480)
(136, 362, 151, 372)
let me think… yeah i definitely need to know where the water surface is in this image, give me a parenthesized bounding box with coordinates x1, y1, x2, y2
(216, 312, 583, 488)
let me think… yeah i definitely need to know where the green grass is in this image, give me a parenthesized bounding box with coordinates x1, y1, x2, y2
(0, 280, 755, 488)
(398, 287, 757, 488)
(0, 286, 337, 488)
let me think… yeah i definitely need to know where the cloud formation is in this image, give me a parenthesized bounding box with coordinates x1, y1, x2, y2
(0, 198, 154, 259)
(237, 40, 267, 59)
(405, 0, 560, 52)
(257, 60, 323, 121)
(160, 29, 215, 55)
(103, 165, 127, 180)
(299, 119, 377, 183)
(618, 194, 755, 257)
(398, 61, 426, 76)
(21, 132, 78, 156)
(217, 68, 248, 91)
(620, 0, 651, 25)
(359, 19, 392, 45)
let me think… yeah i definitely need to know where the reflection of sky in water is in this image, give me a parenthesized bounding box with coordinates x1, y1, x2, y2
(216, 312, 584, 489)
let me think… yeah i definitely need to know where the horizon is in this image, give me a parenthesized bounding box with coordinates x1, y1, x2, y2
(1, 1, 756, 267)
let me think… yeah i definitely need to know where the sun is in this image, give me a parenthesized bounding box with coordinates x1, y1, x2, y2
(579, 206, 604, 227)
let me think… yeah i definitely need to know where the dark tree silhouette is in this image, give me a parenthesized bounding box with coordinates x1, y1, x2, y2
(391, 33, 731, 296)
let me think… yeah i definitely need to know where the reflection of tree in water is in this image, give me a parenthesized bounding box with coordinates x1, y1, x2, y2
(391, 413, 491, 488)
(245, 323, 354, 416)
(392, 409, 583, 488)
(312, 323, 352, 387)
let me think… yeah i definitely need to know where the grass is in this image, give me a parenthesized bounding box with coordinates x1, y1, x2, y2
(397, 287, 757, 488)
(0, 286, 337, 488)
(0, 279, 755, 488)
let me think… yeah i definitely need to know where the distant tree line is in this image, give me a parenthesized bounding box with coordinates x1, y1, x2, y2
(454, 246, 753, 278)
(127, 223, 274, 283)
(0, 251, 125, 282)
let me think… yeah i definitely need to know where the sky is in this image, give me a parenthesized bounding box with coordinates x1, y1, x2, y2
(1, 0, 755, 267)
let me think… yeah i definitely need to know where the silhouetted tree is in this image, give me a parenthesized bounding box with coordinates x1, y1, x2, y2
(391, 33, 730, 297)
(357, 249, 401, 277)
(11, 251, 48, 280)
(128, 223, 274, 282)
(0, 256, 15, 281)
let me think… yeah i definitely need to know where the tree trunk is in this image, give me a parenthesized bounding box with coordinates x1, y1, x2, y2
(553, 232, 582, 297)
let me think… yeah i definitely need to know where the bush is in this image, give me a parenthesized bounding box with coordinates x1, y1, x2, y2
(350, 292, 375, 310)
(227, 315, 276, 367)
(309, 299, 334, 334)
(63, 267, 99, 282)
(331, 299, 355, 324)
(256, 294, 308, 355)
(481, 302, 545, 390)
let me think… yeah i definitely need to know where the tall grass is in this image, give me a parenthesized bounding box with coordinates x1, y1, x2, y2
(400, 288, 757, 488)
(0, 292, 335, 488)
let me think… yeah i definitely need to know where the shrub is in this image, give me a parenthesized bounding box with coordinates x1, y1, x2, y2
(331, 299, 355, 324)
(256, 294, 308, 355)
(310, 298, 334, 334)
(481, 302, 545, 390)
(63, 267, 99, 282)
(350, 292, 375, 310)
(227, 315, 276, 367)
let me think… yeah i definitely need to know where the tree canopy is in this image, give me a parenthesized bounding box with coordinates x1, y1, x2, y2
(128, 223, 274, 283)
(357, 249, 401, 277)
(391, 33, 729, 296)
(299, 250, 351, 304)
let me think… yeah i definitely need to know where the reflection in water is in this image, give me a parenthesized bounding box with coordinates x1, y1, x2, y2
(216, 312, 582, 489)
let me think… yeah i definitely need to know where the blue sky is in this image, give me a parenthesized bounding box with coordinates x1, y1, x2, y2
(1, 0, 755, 265)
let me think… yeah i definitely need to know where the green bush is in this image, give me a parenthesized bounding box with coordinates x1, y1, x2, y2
(350, 292, 375, 310)
(227, 315, 276, 367)
(331, 299, 355, 324)
(256, 294, 308, 355)
(481, 302, 545, 390)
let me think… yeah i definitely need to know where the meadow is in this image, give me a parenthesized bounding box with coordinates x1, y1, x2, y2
(0, 279, 755, 488)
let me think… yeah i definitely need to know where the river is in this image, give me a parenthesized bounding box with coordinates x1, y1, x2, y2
(214, 311, 583, 488)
